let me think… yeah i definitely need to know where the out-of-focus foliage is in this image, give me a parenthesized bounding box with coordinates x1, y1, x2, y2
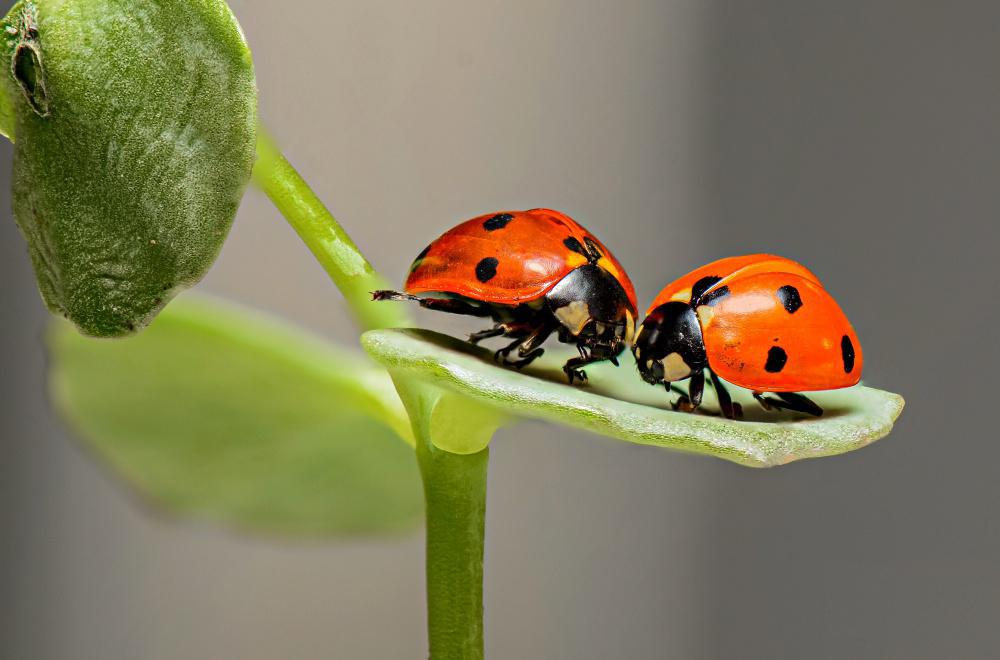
(51, 296, 422, 537)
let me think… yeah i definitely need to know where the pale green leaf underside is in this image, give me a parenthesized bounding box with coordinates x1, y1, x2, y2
(362, 329, 904, 468)
(50, 295, 421, 537)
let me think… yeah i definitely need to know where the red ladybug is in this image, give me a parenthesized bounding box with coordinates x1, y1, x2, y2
(374, 209, 638, 382)
(632, 255, 863, 418)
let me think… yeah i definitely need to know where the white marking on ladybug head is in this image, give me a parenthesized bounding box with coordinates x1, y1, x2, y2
(696, 305, 715, 326)
(661, 352, 692, 381)
(554, 300, 591, 335)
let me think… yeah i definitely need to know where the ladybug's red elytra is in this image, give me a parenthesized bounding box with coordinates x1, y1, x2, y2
(632, 254, 863, 419)
(373, 209, 638, 383)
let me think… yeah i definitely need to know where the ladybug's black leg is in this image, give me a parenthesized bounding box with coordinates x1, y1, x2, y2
(417, 297, 492, 317)
(669, 373, 705, 413)
(562, 356, 589, 384)
(468, 325, 505, 344)
(372, 290, 414, 301)
(752, 391, 823, 417)
(668, 371, 706, 413)
(494, 337, 523, 363)
(774, 392, 823, 417)
(688, 370, 705, 409)
(371, 291, 492, 317)
(494, 323, 553, 369)
(707, 369, 740, 420)
(509, 324, 554, 369)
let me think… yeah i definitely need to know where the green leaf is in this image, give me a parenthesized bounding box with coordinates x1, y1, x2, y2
(50, 295, 423, 537)
(2, 0, 257, 337)
(393, 379, 508, 456)
(362, 329, 905, 468)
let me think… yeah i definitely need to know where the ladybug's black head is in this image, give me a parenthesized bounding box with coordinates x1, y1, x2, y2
(545, 264, 636, 360)
(632, 301, 707, 385)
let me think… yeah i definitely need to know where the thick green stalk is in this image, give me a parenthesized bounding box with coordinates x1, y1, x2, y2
(252, 129, 408, 331)
(417, 423, 488, 660)
(395, 381, 489, 659)
(253, 132, 489, 658)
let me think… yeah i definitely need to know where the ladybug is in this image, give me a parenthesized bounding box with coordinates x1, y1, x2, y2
(373, 209, 638, 382)
(632, 254, 863, 418)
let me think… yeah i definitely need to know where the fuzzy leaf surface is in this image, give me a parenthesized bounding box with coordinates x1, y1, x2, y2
(3, 0, 256, 336)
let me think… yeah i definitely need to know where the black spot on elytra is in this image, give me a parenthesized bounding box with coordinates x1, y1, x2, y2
(776, 285, 803, 313)
(475, 257, 499, 283)
(841, 335, 856, 373)
(700, 285, 730, 306)
(483, 213, 514, 231)
(764, 346, 788, 373)
(564, 236, 586, 255)
(691, 276, 722, 304)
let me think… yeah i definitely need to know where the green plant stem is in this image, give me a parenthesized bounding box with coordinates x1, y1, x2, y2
(254, 130, 488, 657)
(252, 129, 409, 332)
(396, 381, 489, 659)
(418, 431, 488, 660)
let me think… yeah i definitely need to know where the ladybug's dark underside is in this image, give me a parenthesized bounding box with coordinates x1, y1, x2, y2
(374, 262, 635, 383)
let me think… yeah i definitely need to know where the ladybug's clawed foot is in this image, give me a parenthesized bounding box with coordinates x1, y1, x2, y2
(509, 348, 545, 369)
(494, 343, 545, 370)
(562, 351, 600, 385)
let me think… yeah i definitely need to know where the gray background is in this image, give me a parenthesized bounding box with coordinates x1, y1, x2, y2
(1, 1, 997, 658)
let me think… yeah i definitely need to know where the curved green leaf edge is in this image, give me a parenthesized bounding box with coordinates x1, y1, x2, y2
(362, 328, 905, 468)
(50, 294, 422, 537)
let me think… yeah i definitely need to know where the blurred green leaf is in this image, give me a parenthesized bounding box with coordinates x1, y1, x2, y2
(2, 0, 257, 336)
(50, 295, 422, 537)
(362, 329, 905, 468)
